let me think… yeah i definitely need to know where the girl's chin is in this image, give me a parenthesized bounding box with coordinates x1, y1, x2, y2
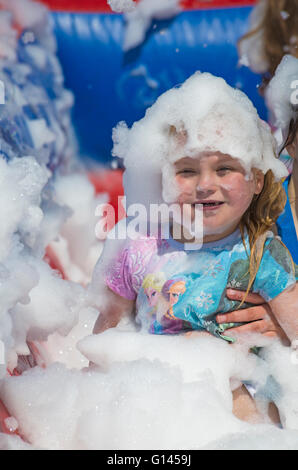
(202, 222, 238, 237)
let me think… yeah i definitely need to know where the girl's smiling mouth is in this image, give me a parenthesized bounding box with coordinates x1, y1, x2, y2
(191, 200, 225, 211)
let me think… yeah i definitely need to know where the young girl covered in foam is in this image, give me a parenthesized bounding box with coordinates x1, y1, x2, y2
(91, 72, 298, 348)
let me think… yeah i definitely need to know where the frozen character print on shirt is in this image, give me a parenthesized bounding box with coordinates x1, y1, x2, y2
(142, 272, 166, 317)
(154, 277, 192, 334)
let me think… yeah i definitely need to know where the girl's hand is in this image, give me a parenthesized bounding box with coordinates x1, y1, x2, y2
(93, 287, 135, 334)
(216, 289, 289, 343)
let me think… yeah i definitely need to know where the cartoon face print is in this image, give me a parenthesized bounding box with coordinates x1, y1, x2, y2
(144, 287, 160, 307)
(161, 279, 186, 319)
(169, 290, 181, 306)
(168, 281, 186, 304)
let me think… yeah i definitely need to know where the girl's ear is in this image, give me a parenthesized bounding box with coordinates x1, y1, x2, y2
(254, 169, 264, 195)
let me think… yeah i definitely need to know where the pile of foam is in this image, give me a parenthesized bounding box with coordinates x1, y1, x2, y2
(2, 329, 298, 449)
(0, 0, 77, 172)
(112, 72, 288, 208)
(0, 0, 103, 375)
(0, 0, 49, 61)
(0, 0, 47, 31)
(0, 11, 18, 60)
(0, 156, 89, 376)
(47, 174, 106, 285)
(265, 55, 298, 134)
(108, 0, 181, 51)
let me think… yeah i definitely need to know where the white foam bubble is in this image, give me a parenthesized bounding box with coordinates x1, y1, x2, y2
(107, 0, 136, 13)
(122, 0, 181, 51)
(265, 55, 298, 133)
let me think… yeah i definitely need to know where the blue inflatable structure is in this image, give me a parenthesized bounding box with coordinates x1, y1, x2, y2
(50, 4, 266, 164)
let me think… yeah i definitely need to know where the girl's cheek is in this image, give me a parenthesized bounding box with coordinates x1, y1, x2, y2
(175, 176, 195, 198)
(224, 181, 255, 211)
(219, 174, 252, 194)
(175, 175, 187, 187)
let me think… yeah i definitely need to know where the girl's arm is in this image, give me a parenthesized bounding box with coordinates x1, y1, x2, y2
(93, 286, 135, 334)
(268, 283, 298, 343)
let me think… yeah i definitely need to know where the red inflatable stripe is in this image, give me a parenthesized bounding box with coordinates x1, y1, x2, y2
(39, 0, 256, 13)
(181, 0, 256, 7)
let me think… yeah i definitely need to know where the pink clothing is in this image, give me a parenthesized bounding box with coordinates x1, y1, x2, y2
(104, 232, 190, 334)
(105, 236, 180, 300)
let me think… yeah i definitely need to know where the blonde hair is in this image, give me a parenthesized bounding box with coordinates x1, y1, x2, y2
(142, 272, 165, 292)
(238, 169, 291, 306)
(239, 0, 298, 79)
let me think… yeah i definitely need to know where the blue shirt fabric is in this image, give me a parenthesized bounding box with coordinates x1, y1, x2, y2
(134, 230, 297, 342)
(276, 176, 298, 264)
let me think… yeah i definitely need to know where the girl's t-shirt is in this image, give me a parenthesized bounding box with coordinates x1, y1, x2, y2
(104, 228, 297, 342)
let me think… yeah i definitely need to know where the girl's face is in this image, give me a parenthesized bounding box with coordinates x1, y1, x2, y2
(174, 152, 264, 240)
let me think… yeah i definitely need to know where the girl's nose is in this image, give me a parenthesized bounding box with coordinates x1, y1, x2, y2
(196, 172, 217, 193)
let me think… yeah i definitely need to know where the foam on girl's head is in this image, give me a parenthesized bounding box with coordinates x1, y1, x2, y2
(112, 72, 288, 207)
(265, 55, 298, 134)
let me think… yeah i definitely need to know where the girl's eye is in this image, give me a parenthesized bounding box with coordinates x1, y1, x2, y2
(217, 167, 233, 174)
(177, 169, 196, 175)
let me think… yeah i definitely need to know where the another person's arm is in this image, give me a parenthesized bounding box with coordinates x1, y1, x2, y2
(216, 289, 289, 342)
(268, 283, 298, 344)
(218, 235, 298, 343)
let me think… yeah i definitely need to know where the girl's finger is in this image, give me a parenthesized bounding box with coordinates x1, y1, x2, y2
(224, 319, 271, 335)
(216, 305, 269, 324)
(263, 331, 278, 338)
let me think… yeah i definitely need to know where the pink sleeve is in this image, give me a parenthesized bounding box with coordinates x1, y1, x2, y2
(105, 247, 137, 300)
(104, 239, 156, 300)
